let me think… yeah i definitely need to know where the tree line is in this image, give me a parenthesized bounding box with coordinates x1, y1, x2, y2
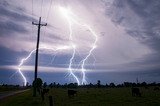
(39, 80, 160, 88)
(1, 80, 160, 88)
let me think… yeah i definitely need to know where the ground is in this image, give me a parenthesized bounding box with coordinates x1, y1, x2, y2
(0, 87, 160, 106)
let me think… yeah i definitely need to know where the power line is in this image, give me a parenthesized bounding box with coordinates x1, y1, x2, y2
(46, 0, 53, 22)
(40, 0, 44, 17)
(41, 0, 54, 43)
(31, 0, 34, 39)
(32, 0, 33, 17)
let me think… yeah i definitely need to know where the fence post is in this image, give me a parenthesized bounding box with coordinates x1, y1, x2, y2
(49, 96, 53, 106)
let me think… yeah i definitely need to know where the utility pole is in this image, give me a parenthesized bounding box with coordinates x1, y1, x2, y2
(32, 17, 47, 96)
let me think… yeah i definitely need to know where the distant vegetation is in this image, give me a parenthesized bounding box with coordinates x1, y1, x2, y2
(38, 80, 160, 88)
(1, 80, 160, 90)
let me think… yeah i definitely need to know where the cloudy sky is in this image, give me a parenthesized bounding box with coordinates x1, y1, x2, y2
(0, 0, 160, 85)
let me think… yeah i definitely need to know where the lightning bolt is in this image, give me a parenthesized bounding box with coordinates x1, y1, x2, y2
(80, 26, 97, 85)
(68, 44, 80, 85)
(59, 7, 98, 85)
(61, 8, 80, 85)
(16, 46, 70, 86)
(15, 6, 98, 86)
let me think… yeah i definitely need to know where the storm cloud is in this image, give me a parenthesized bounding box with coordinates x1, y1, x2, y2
(0, 0, 160, 85)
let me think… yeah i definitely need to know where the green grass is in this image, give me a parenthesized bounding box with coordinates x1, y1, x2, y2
(0, 86, 21, 92)
(0, 87, 160, 106)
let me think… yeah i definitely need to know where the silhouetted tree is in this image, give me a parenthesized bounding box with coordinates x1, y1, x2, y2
(26, 82, 29, 87)
(149, 82, 156, 86)
(124, 82, 132, 87)
(43, 82, 47, 88)
(68, 83, 77, 88)
(105, 83, 109, 87)
(89, 83, 93, 88)
(97, 80, 101, 88)
(49, 83, 53, 88)
(53, 82, 56, 87)
(141, 82, 147, 86)
(117, 84, 123, 87)
(63, 83, 68, 88)
(74, 83, 78, 88)
(109, 83, 115, 87)
(33, 78, 43, 94)
(56, 83, 60, 88)
(132, 83, 137, 87)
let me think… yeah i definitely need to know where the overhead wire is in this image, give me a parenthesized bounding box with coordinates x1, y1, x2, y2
(40, 0, 53, 43)
(40, 0, 44, 17)
(31, 0, 34, 39)
(38, 0, 61, 70)
(46, 0, 53, 22)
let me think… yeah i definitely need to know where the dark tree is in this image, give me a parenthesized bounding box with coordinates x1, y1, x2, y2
(33, 78, 43, 94)
(105, 83, 109, 87)
(64, 83, 68, 88)
(132, 83, 137, 87)
(68, 83, 78, 88)
(89, 83, 93, 88)
(43, 82, 47, 88)
(26, 82, 29, 87)
(97, 80, 101, 88)
(56, 83, 60, 88)
(49, 83, 53, 88)
(124, 82, 132, 87)
(109, 82, 115, 87)
(33, 78, 43, 87)
(53, 82, 56, 87)
(74, 83, 78, 88)
(141, 82, 147, 86)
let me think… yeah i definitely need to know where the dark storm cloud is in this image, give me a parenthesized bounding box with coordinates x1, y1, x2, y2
(0, 46, 31, 66)
(0, 20, 28, 35)
(126, 0, 160, 50)
(0, 6, 32, 22)
(103, 0, 160, 70)
(106, 0, 160, 51)
(0, 0, 36, 36)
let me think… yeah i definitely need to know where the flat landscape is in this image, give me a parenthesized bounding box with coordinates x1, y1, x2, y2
(0, 87, 160, 106)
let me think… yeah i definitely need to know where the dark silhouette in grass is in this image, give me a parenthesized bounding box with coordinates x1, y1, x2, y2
(68, 89, 77, 97)
(41, 88, 49, 101)
(67, 83, 78, 97)
(132, 87, 141, 97)
(49, 96, 53, 106)
(154, 87, 160, 91)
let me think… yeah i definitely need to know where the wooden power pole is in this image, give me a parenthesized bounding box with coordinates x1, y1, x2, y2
(32, 17, 47, 96)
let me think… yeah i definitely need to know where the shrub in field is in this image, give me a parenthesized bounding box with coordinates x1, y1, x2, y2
(32, 78, 43, 94)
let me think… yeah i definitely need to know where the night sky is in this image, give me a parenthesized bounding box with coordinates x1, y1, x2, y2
(0, 0, 160, 85)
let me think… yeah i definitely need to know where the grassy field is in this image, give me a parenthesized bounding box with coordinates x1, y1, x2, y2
(0, 87, 160, 106)
(0, 86, 22, 93)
